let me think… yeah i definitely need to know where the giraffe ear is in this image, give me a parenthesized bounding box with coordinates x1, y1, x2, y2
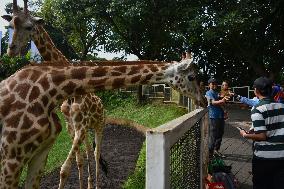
(33, 17, 44, 25)
(2, 15, 12, 22)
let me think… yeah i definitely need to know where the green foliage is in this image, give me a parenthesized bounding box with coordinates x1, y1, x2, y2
(92, 0, 188, 61)
(96, 91, 137, 109)
(183, 0, 284, 85)
(40, 0, 109, 60)
(1, 31, 8, 55)
(38, 0, 284, 85)
(0, 54, 30, 81)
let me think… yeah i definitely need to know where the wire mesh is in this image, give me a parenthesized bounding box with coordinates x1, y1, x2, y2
(170, 120, 202, 189)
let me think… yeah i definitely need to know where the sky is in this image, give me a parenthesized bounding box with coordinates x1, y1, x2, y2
(0, 0, 22, 32)
(0, 0, 137, 60)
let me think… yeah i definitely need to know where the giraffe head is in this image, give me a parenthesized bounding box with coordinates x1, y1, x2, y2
(2, 0, 43, 56)
(166, 58, 207, 107)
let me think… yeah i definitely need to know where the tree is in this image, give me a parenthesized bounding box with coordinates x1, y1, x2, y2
(40, 0, 109, 60)
(1, 32, 8, 57)
(181, 0, 284, 85)
(39, 0, 284, 86)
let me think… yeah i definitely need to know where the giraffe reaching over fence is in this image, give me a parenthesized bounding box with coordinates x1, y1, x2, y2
(2, 1, 106, 188)
(0, 58, 205, 188)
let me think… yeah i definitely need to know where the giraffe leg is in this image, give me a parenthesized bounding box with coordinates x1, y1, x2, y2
(94, 130, 103, 189)
(75, 145, 84, 189)
(25, 114, 61, 189)
(84, 132, 95, 189)
(25, 144, 52, 189)
(58, 131, 81, 189)
(0, 158, 23, 189)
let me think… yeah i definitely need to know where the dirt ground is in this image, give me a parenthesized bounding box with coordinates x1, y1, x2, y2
(38, 124, 146, 189)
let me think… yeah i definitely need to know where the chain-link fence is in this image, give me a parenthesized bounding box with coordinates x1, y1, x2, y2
(170, 120, 201, 189)
(146, 109, 209, 189)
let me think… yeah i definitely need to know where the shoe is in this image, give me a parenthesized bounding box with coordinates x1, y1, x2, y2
(214, 150, 226, 158)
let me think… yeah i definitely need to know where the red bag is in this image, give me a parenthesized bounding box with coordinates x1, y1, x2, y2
(208, 182, 225, 189)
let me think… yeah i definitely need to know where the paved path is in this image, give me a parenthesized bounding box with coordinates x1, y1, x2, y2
(219, 104, 253, 189)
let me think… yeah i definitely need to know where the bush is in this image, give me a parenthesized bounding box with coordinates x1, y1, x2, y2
(0, 54, 30, 81)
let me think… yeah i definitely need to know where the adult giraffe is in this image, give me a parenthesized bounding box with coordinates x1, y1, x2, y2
(2, 1, 107, 188)
(0, 58, 206, 188)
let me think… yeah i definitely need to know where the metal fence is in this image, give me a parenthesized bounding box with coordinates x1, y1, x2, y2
(146, 108, 209, 189)
(120, 84, 198, 111)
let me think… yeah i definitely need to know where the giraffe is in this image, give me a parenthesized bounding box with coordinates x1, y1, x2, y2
(0, 59, 205, 188)
(2, 1, 106, 188)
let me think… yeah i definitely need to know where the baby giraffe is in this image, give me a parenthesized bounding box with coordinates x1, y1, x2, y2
(60, 95, 106, 189)
(2, 0, 106, 188)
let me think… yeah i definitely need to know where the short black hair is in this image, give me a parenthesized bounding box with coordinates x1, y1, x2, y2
(253, 77, 272, 97)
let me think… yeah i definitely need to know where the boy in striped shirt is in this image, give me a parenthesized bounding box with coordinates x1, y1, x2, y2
(239, 77, 284, 189)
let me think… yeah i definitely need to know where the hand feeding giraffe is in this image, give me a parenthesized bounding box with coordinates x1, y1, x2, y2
(2, 1, 107, 188)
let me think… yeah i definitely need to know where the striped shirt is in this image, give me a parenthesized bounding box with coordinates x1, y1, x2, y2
(251, 98, 284, 160)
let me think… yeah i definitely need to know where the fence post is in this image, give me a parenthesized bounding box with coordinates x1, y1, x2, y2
(146, 131, 170, 189)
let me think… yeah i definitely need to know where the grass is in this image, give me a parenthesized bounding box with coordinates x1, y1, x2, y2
(19, 95, 187, 187)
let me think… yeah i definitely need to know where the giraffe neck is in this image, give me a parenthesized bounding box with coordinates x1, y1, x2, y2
(0, 60, 204, 119)
(46, 63, 168, 93)
(9, 63, 170, 104)
(32, 25, 69, 64)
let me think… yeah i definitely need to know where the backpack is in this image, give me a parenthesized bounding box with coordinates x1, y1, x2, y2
(207, 157, 239, 189)
(212, 172, 238, 189)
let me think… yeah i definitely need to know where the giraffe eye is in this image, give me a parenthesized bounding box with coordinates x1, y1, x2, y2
(187, 75, 195, 81)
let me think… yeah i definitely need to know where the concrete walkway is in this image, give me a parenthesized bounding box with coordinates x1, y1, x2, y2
(219, 104, 253, 189)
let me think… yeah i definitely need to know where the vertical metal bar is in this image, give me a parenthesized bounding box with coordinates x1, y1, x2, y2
(248, 86, 250, 99)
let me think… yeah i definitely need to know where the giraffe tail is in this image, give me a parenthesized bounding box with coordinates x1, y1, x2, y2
(99, 156, 108, 175)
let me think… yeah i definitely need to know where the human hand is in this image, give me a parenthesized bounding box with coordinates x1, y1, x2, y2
(229, 92, 235, 97)
(240, 130, 247, 138)
(223, 96, 230, 102)
(231, 93, 241, 101)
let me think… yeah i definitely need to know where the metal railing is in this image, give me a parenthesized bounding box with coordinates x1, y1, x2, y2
(146, 108, 209, 189)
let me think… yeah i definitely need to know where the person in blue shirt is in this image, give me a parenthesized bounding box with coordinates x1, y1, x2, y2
(236, 95, 259, 107)
(206, 78, 230, 158)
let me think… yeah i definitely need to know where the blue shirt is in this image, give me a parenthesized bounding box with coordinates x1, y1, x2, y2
(206, 89, 224, 119)
(240, 96, 259, 107)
